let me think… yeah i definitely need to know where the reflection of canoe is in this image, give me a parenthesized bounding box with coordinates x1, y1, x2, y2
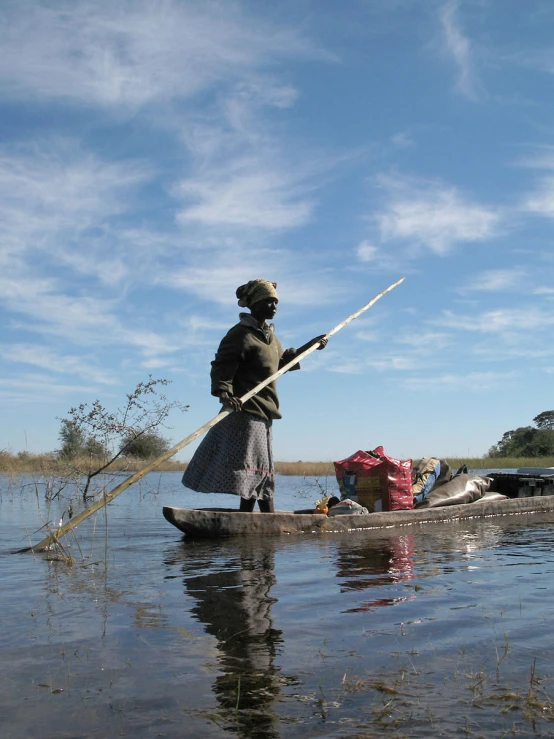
(163, 494, 554, 538)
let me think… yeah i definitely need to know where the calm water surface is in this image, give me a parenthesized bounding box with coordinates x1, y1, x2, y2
(2, 472, 554, 738)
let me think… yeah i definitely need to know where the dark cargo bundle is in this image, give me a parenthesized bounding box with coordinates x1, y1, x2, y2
(334, 446, 413, 512)
(412, 457, 441, 504)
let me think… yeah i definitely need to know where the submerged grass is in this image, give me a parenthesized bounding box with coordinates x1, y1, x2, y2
(183, 652, 554, 738)
(312, 652, 554, 737)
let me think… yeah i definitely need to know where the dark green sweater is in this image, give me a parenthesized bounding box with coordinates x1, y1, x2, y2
(210, 315, 299, 422)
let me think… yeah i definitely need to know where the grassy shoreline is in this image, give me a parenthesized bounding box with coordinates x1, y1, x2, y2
(1, 451, 553, 477)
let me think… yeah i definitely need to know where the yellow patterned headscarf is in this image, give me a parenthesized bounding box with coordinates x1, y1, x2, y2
(236, 279, 279, 308)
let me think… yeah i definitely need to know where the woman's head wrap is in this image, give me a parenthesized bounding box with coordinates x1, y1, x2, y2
(236, 279, 279, 308)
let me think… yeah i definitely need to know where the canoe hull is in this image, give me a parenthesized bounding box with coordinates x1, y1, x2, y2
(163, 495, 554, 538)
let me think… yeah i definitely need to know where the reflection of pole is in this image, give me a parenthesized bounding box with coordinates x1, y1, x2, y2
(24, 276, 405, 553)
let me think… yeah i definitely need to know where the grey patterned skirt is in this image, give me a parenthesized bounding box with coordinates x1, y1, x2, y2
(182, 411, 275, 501)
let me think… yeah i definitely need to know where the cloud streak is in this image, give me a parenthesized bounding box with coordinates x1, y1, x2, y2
(0, 141, 152, 278)
(439, 1, 479, 100)
(457, 268, 527, 294)
(1, 344, 116, 384)
(0, 0, 325, 110)
(175, 161, 315, 230)
(435, 306, 554, 334)
(402, 370, 516, 391)
(374, 174, 499, 254)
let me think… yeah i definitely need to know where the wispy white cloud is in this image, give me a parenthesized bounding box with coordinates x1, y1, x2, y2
(1, 344, 115, 384)
(163, 265, 258, 305)
(177, 315, 231, 339)
(0, 274, 177, 361)
(439, 1, 480, 100)
(0, 275, 113, 331)
(398, 330, 452, 349)
(353, 330, 380, 342)
(515, 146, 554, 171)
(0, 141, 200, 365)
(514, 146, 554, 219)
(434, 306, 554, 333)
(390, 131, 414, 149)
(325, 334, 449, 374)
(0, 141, 151, 279)
(356, 240, 379, 262)
(175, 162, 315, 230)
(163, 259, 342, 311)
(523, 177, 554, 218)
(472, 341, 554, 363)
(402, 371, 516, 391)
(0, 373, 98, 404)
(326, 349, 433, 375)
(352, 329, 455, 373)
(457, 268, 527, 294)
(0, 0, 325, 111)
(375, 174, 499, 254)
(173, 89, 336, 233)
(365, 354, 419, 371)
(510, 42, 554, 81)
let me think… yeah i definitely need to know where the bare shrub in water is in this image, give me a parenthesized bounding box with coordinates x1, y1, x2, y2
(55, 376, 188, 500)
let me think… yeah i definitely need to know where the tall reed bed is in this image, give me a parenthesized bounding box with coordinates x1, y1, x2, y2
(445, 456, 554, 470)
(2, 451, 553, 478)
(0, 451, 185, 476)
(275, 456, 554, 476)
(274, 461, 336, 476)
(277, 456, 554, 476)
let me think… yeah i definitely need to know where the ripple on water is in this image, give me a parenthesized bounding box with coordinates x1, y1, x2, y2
(3, 473, 554, 738)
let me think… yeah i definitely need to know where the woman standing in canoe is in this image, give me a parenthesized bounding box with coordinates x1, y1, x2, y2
(182, 279, 327, 512)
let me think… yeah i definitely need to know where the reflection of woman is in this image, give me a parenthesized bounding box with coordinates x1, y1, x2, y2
(182, 279, 326, 512)
(181, 540, 283, 738)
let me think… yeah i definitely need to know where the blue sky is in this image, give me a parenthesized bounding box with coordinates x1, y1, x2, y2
(1, 0, 553, 463)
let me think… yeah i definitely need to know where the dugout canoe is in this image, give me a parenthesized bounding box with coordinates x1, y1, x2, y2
(163, 493, 554, 538)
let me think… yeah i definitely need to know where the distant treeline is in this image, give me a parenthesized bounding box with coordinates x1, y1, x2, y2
(1, 451, 553, 477)
(488, 411, 554, 457)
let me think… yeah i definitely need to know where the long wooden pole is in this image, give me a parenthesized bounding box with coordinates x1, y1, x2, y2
(24, 276, 405, 552)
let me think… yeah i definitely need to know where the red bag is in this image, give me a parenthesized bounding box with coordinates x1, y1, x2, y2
(334, 446, 413, 511)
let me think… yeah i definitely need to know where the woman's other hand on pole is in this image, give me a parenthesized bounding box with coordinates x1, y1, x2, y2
(218, 392, 242, 412)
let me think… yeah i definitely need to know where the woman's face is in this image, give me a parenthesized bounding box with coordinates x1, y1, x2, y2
(250, 298, 278, 322)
